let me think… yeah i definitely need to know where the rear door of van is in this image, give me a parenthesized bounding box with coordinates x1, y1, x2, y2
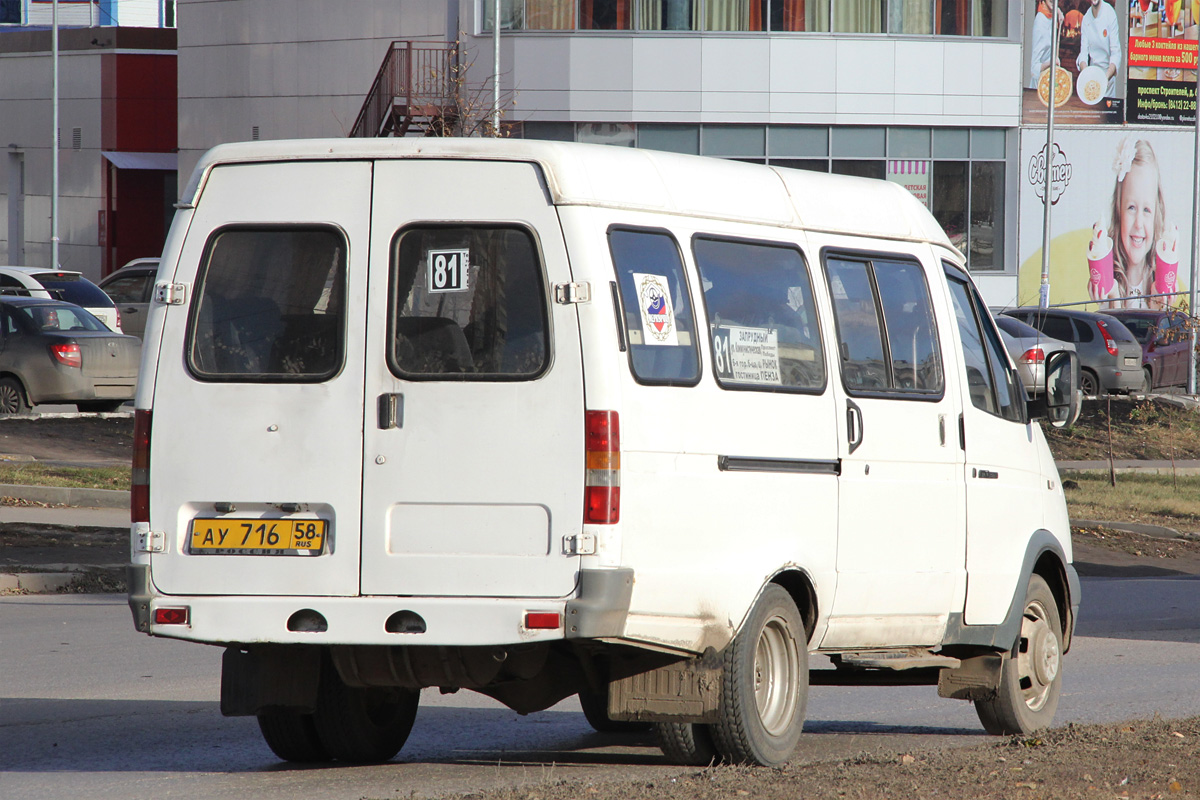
(359, 159, 584, 598)
(150, 160, 372, 597)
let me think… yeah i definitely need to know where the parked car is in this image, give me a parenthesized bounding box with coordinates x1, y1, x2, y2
(1001, 307, 1142, 396)
(0, 266, 121, 332)
(993, 314, 1077, 398)
(1103, 308, 1193, 393)
(98, 258, 160, 338)
(0, 297, 140, 414)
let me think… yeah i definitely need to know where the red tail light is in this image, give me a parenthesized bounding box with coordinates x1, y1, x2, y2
(1019, 347, 1046, 365)
(50, 342, 81, 368)
(584, 410, 620, 524)
(132, 409, 151, 523)
(1096, 320, 1118, 356)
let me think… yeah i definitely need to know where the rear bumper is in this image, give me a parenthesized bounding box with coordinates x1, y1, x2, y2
(1097, 365, 1143, 393)
(128, 564, 633, 647)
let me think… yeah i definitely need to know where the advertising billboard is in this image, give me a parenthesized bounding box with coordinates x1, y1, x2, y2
(1126, 0, 1200, 124)
(1023, 0, 1126, 125)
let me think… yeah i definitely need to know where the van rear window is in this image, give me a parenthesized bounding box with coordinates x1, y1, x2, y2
(389, 226, 549, 379)
(693, 237, 825, 392)
(188, 227, 346, 381)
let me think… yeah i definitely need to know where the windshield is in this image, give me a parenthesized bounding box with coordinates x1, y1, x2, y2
(31, 273, 115, 308)
(15, 304, 109, 332)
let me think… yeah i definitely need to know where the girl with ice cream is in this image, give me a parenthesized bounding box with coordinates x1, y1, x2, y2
(1088, 138, 1174, 309)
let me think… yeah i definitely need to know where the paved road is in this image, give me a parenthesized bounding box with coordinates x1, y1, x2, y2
(1, 574, 1197, 800)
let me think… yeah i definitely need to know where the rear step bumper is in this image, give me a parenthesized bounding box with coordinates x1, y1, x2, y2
(128, 565, 634, 646)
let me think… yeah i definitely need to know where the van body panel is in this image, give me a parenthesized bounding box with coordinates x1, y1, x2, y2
(359, 159, 584, 598)
(148, 160, 373, 597)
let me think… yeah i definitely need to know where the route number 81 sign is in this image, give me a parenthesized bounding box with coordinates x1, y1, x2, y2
(427, 249, 470, 293)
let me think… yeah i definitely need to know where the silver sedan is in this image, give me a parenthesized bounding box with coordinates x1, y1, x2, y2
(995, 314, 1076, 398)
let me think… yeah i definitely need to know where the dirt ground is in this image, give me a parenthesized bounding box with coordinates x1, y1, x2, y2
(0, 415, 133, 467)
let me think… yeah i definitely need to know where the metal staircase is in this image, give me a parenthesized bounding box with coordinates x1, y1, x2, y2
(350, 41, 458, 138)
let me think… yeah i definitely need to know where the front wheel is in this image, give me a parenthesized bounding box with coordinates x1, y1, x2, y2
(710, 585, 808, 766)
(974, 574, 1064, 735)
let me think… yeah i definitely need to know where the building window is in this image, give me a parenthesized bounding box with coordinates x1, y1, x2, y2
(582, 0, 631, 27)
(1, 0, 21, 24)
(638, 0, 697, 29)
(833, 0, 883, 31)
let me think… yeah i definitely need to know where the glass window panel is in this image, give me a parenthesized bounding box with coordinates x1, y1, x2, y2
(483, 0, 525, 29)
(832, 160, 886, 180)
(523, 121, 575, 141)
(947, 275, 1000, 415)
(693, 237, 826, 391)
(639, 124, 701, 154)
(390, 226, 549, 379)
(581, 0, 632, 28)
(769, 0, 825, 29)
(703, 125, 766, 157)
(826, 257, 888, 391)
(609, 229, 701, 385)
(833, 0, 884, 30)
(637, 0, 697, 29)
(969, 161, 1004, 271)
(873, 260, 943, 393)
(189, 228, 346, 381)
(888, 128, 931, 158)
(526, 0, 574, 28)
(970, 128, 1006, 159)
(704, 0, 767, 29)
(769, 127, 829, 157)
(1, 0, 21, 23)
(832, 127, 886, 157)
(937, 0, 970, 34)
(932, 160, 967, 258)
(578, 122, 636, 147)
(100, 274, 150, 305)
(887, 0, 932, 32)
(973, 0, 1006, 35)
(933, 128, 970, 158)
(770, 158, 830, 172)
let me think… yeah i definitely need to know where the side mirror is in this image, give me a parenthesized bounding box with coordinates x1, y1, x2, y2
(1028, 350, 1080, 428)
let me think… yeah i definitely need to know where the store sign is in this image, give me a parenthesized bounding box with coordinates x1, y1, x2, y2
(886, 160, 930, 208)
(1028, 143, 1072, 205)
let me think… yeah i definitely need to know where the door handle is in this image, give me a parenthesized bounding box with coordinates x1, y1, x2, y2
(378, 393, 403, 430)
(846, 399, 863, 454)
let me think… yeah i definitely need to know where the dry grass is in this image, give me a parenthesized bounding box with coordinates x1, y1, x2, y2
(1060, 471, 1200, 531)
(0, 463, 130, 491)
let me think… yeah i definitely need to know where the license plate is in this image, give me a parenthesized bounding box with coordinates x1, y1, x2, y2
(1124, 357, 1138, 367)
(189, 518, 327, 555)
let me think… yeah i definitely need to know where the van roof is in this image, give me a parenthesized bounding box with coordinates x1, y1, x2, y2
(183, 138, 955, 250)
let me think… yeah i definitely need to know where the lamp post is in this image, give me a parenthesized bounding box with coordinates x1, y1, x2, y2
(51, 0, 59, 269)
(1188, 43, 1200, 395)
(491, 0, 500, 136)
(1039, 1, 1061, 309)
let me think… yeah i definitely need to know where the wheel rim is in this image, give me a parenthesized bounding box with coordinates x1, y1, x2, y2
(753, 614, 801, 736)
(1016, 599, 1060, 713)
(1080, 372, 1097, 396)
(0, 383, 20, 414)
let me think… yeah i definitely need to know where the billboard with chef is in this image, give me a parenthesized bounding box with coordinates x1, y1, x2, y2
(1023, 0, 1126, 125)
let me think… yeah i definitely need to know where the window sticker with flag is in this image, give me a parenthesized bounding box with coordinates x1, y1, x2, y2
(633, 273, 679, 346)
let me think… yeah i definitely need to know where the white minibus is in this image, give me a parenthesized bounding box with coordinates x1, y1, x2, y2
(129, 138, 1080, 767)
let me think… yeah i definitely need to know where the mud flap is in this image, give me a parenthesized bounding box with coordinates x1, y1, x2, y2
(608, 648, 723, 723)
(937, 652, 1002, 701)
(220, 645, 322, 717)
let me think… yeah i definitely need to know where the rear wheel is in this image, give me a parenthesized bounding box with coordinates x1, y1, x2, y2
(257, 708, 329, 763)
(76, 400, 126, 413)
(0, 377, 28, 415)
(579, 687, 653, 734)
(1079, 369, 1099, 397)
(710, 585, 807, 767)
(974, 574, 1064, 735)
(1141, 367, 1153, 395)
(656, 722, 720, 766)
(312, 663, 420, 763)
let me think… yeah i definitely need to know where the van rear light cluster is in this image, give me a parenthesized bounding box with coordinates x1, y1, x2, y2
(524, 612, 561, 630)
(1096, 320, 1119, 356)
(1019, 347, 1046, 365)
(584, 410, 620, 524)
(50, 342, 81, 368)
(132, 410, 151, 523)
(154, 606, 189, 626)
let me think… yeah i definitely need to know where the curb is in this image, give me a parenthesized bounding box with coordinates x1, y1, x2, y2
(1071, 518, 1200, 541)
(0, 483, 129, 509)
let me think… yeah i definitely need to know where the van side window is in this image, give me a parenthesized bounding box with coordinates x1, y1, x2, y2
(945, 270, 1023, 422)
(609, 229, 701, 386)
(825, 255, 943, 396)
(692, 236, 825, 392)
(188, 227, 346, 381)
(389, 226, 548, 379)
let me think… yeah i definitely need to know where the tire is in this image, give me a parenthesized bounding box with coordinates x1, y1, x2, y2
(257, 708, 330, 763)
(76, 400, 126, 413)
(974, 574, 1064, 736)
(0, 377, 28, 415)
(656, 722, 720, 766)
(579, 688, 653, 734)
(1141, 367, 1153, 395)
(710, 585, 808, 767)
(312, 663, 420, 764)
(1079, 369, 1099, 398)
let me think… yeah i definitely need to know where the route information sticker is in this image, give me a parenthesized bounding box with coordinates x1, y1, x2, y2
(712, 325, 781, 385)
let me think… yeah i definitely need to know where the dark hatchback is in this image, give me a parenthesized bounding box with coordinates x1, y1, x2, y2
(1001, 307, 1143, 396)
(0, 297, 140, 414)
(1103, 308, 1193, 392)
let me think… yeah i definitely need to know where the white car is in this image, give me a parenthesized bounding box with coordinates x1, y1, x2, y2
(0, 266, 121, 332)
